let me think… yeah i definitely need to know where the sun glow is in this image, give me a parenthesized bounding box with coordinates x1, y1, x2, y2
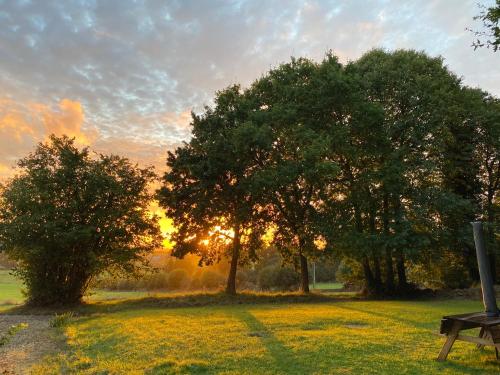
(148, 200, 175, 251)
(198, 225, 235, 247)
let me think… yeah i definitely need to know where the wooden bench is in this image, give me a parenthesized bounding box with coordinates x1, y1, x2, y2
(438, 312, 500, 361)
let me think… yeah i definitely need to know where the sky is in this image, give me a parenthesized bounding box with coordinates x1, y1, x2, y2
(0, 0, 498, 180)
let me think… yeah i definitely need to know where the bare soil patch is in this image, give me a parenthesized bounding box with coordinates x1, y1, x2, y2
(0, 315, 58, 374)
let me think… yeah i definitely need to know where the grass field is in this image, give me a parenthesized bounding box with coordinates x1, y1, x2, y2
(0, 270, 163, 307)
(0, 269, 25, 305)
(27, 299, 499, 374)
(2, 270, 500, 374)
(0, 270, 345, 306)
(310, 282, 343, 290)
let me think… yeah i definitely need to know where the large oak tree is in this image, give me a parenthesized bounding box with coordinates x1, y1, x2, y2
(157, 86, 269, 295)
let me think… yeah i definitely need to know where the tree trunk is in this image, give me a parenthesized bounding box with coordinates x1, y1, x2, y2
(383, 193, 395, 293)
(299, 253, 310, 293)
(354, 202, 376, 294)
(362, 256, 376, 294)
(385, 248, 395, 293)
(396, 249, 407, 289)
(393, 195, 408, 291)
(464, 244, 480, 283)
(368, 207, 382, 294)
(226, 226, 240, 295)
(489, 252, 497, 284)
(373, 254, 383, 294)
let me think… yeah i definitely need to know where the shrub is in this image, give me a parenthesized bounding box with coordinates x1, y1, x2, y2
(95, 271, 170, 291)
(311, 258, 339, 283)
(200, 270, 225, 289)
(0, 136, 161, 305)
(258, 265, 299, 291)
(335, 260, 363, 289)
(0, 253, 16, 269)
(167, 269, 188, 290)
(407, 255, 471, 290)
(237, 268, 258, 290)
(189, 275, 202, 290)
(144, 272, 170, 290)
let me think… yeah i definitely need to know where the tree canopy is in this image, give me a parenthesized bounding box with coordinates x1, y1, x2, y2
(157, 86, 269, 295)
(160, 49, 499, 295)
(0, 135, 160, 305)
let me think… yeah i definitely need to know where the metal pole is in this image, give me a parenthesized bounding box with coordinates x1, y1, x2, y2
(471, 221, 499, 317)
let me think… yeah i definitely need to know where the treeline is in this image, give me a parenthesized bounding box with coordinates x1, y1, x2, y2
(94, 248, 337, 292)
(158, 49, 499, 296)
(0, 49, 498, 306)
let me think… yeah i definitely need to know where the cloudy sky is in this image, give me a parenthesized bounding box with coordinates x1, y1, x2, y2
(0, 0, 498, 180)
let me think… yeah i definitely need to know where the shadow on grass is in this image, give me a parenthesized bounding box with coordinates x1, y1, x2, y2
(332, 303, 437, 331)
(232, 309, 308, 374)
(1, 291, 359, 315)
(332, 304, 500, 374)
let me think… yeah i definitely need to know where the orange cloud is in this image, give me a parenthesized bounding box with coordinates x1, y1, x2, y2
(0, 97, 96, 180)
(35, 99, 97, 145)
(0, 97, 184, 184)
(0, 162, 13, 180)
(161, 110, 192, 129)
(0, 98, 37, 142)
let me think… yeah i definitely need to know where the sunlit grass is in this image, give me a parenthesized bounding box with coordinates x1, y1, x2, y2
(0, 269, 24, 307)
(3, 269, 500, 373)
(310, 282, 343, 290)
(28, 298, 500, 374)
(0, 269, 170, 308)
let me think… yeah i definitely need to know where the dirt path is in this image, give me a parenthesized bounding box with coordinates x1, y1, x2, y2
(0, 315, 57, 374)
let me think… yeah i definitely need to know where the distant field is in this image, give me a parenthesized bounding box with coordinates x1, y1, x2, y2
(0, 269, 24, 305)
(0, 270, 162, 307)
(310, 282, 343, 290)
(0, 270, 345, 306)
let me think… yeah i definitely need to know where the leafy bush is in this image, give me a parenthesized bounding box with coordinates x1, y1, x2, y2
(200, 270, 225, 289)
(407, 255, 472, 290)
(335, 260, 363, 289)
(0, 136, 160, 305)
(95, 272, 169, 291)
(168, 269, 189, 289)
(144, 272, 171, 290)
(95, 267, 227, 291)
(237, 268, 258, 290)
(189, 275, 202, 290)
(258, 265, 299, 291)
(0, 253, 16, 269)
(311, 258, 340, 283)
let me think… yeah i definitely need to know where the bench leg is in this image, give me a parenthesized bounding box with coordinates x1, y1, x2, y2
(437, 322, 462, 361)
(477, 328, 485, 349)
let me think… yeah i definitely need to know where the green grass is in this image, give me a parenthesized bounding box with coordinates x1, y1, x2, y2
(0, 270, 346, 306)
(3, 270, 499, 373)
(0, 269, 25, 306)
(0, 269, 160, 307)
(20, 297, 499, 374)
(310, 282, 343, 290)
